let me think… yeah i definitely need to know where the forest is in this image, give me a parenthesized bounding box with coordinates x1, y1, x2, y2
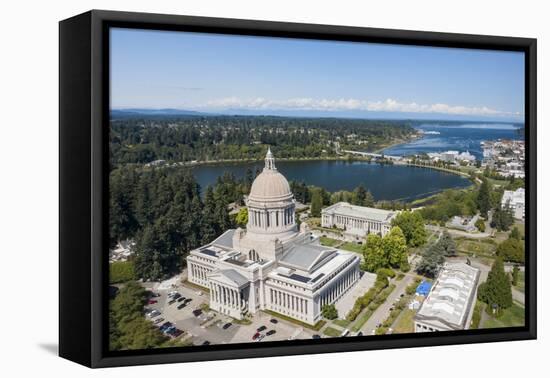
(109, 115, 416, 165)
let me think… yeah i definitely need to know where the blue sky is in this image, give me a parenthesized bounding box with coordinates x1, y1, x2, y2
(110, 28, 525, 121)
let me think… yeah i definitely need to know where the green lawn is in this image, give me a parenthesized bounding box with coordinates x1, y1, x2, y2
(323, 327, 342, 337)
(332, 319, 351, 328)
(392, 309, 416, 334)
(482, 303, 525, 328)
(319, 236, 340, 247)
(514, 271, 525, 293)
(351, 309, 374, 332)
(340, 242, 364, 254)
(456, 238, 496, 257)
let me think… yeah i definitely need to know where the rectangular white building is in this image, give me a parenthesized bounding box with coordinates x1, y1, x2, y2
(414, 262, 480, 332)
(501, 188, 525, 220)
(321, 202, 397, 238)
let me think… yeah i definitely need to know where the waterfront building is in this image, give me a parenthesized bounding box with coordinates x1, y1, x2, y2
(321, 202, 397, 238)
(414, 262, 480, 332)
(186, 149, 361, 324)
(501, 188, 525, 220)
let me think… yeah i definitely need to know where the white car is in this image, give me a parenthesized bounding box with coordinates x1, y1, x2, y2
(148, 309, 161, 318)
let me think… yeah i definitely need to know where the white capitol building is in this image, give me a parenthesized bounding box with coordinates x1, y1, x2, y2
(186, 149, 361, 325)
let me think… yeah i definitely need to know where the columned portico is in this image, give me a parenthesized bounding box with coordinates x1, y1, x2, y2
(186, 149, 361, 325)
(208, 269, 250, 319)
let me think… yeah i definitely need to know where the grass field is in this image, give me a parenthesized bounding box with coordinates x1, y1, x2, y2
(514, 271, 525, 293)
(456, 238, 497, 257)
(392, 309, 416, 334)
(340, 242, 364, 254)
(319, 236, 340, 247)
(332, 319, 351, 328)
(323, 327, 342, 337)
(483, 303, 525, 328)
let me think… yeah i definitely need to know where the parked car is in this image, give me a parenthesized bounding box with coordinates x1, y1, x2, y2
(148, 299, 158, 305)
(257, 325, 267, 332)
(255, 334, 265, 342)
(149, 310, 161, 318)
(184, 298, 193, 304)
(341, 329, 350, 337)
(153, 317, 164, 325)
(201, 340, 210, 346)
(192, 309, 202, 317)
(172, 293, 181, 300)
(312, 334, 321, 339)
(269, 318, 278, 324)
(222, 323, 232, 330)
(150, 292, 161, 297)
(177, 303, 186, 310)
(356, 331, 364, 337)
(168, 299, 176, 305)
(168, 291, 178, 297)
(177, 297, 186, 302)
(159, 322, 173, 332)
(266, 330, 276, 336)
(171, 329, 184, 338)
(252, 332, 260, 340)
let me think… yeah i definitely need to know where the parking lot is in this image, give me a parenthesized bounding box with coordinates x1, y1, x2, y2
(144, 275, 318, 346)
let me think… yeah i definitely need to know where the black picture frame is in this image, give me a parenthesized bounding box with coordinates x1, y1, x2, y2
(59, 9, 537, 368)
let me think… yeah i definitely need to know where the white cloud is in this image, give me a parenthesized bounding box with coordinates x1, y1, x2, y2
(202, 97, 520, 117)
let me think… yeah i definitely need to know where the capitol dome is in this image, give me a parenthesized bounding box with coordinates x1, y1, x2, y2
(245, 148, 297, 237)
(249, 149, 292, 202)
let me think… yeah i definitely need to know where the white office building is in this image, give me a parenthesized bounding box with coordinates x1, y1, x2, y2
(414, 262, 480, 332)
(321, 202, 397, 238)
(186, 149, 360, 325)
(501, 188, 525, 220)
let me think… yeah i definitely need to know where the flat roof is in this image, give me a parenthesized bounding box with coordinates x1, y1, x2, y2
(322, 202, 396, 223)
(415, 262, 480, 330)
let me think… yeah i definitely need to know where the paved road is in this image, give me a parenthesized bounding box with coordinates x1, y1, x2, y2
(360, 274, 416, 334)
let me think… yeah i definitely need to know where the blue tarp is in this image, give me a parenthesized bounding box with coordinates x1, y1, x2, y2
(416, 280, 432, 296)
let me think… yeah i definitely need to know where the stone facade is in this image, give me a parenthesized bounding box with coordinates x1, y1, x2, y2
(321, 202, 397, 238)
(186, 149, 360, 325)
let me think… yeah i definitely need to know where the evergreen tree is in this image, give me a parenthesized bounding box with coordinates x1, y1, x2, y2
(310, 189, 323, 217)
(439, 231, 457, 257)
(477, 258, 513, 315)
(477, 179, 492, 217)
(509, 227, 521, 240)
(491, 205, 514, 231)
(363, 190, 375, 207)
(512, 265, 520, 286)
(416, 242, 445, 278)
(352, 185, 367, 205)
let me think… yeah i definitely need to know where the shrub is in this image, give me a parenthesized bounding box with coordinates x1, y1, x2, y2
(376, 268, 396, 280)
(475, 218, 486, 232)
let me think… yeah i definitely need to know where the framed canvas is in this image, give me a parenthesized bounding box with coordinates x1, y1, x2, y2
(59, 10, 536, 368)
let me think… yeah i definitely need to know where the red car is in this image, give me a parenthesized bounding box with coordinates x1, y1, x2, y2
(252, 332, 260, 340)
(148, 299, 158, 305)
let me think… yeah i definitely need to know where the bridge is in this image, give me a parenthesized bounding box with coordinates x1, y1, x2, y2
(342, 150, 403, 161)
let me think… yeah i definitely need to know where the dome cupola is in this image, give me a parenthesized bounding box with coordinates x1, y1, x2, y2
(246, 148, 297, 237)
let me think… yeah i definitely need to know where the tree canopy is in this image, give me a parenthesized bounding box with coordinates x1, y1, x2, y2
(477, 259, 513, 315)
(391, 211, 427, 247)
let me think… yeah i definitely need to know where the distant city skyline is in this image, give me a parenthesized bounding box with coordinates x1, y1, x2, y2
(110, 28, 525, 122)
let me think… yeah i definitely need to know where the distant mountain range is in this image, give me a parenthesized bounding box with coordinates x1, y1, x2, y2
(111, 108, 523, 124)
